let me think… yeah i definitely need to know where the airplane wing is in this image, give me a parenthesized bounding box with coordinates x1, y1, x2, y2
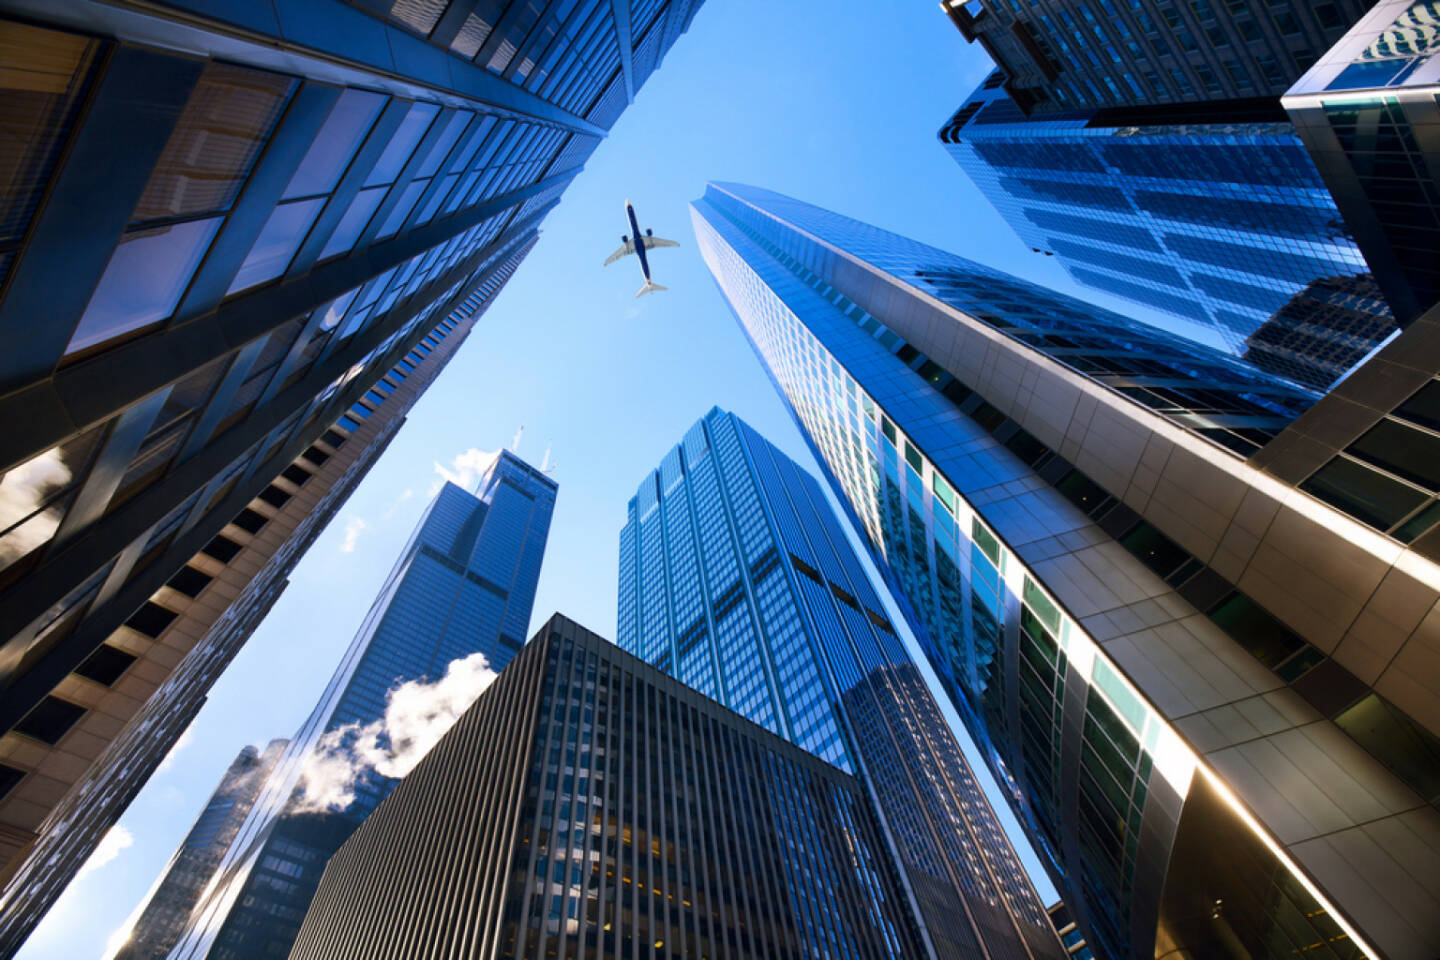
(603, 240, 635, 266)
(640, 236, 680, 250)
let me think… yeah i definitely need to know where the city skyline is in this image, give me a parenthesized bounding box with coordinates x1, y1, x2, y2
(9, 0, 1437, 958)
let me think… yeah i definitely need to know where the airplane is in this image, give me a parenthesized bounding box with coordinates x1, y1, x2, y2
(603, 199, 680, 297)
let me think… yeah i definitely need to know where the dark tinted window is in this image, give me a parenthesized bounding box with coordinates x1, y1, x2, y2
(125, 600, 178, 638)
(281, 464, 312, 486)
(0, 763, 24, 800)
(1302, 457, 1428, 530)
(232, 507, 268, 535)
(13, 696, 85, 744)
(258, 485, 292, 509)
(167, 565, 213, 598)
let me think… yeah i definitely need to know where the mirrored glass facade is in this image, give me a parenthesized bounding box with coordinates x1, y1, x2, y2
(112, 740, 289, 960)
(166, 453, 555, 959)
(692, 183, 1440, 960)
(940, 72, 1399, 389)
(618, 408, 1065, 960)
(292, 615, 926, 960)
(1283, 0, 1440, 325)
(947, 0, 1369, 116)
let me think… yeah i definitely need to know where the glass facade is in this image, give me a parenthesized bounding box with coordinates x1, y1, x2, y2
(1282, 0, 1440, 324)
(949, 0, 1369, 116)
(618, 408, 1065, 960)
(291, 616, 926, 960)
(939, 72, 1399, 389)
(165, 453, 555, 960)
(691, 183, 1424, 960)
(112, 741, 288, 960)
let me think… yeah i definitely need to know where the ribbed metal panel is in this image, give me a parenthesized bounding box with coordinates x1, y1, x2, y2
(291, 615, 924, 960)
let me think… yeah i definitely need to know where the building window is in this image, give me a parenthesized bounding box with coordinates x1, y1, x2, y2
(73, 643, 138, 686)
(125, 600, 179, 638)
(0, 763, 25, 800)
(0, 422, 110, 585)
(0, 21, 102, 290)
(201, 533, 244, 563)
(12, 696, 86, 745)
(68, 64, 295, 354)
(166, 565, 213, 598)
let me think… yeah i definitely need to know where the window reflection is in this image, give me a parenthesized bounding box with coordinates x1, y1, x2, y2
(284, 89, 386, 200)
(133, 65, 295, 221)
(0, 21, 100, 262)
(364, 102, 439, 187)
(229, 198, 325, 294)
(319, 186, 386, 260)
(69, 217, 223, 353)
(0, 423, 108, 580)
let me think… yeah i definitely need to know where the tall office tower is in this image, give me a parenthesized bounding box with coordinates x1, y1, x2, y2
(939, 71, 1398, 389)
(291, 615, 926, 960)
(617, 408, 1064, 959)
(0, 0, 699, 949)
(0, 241, 532, 958)
(943, 0, 1369, 116)
(1283, 0, 1440, 324)
(112, 740, 288, 960)
(166, 452, 556, 959)
(692, 183, 1440, 960)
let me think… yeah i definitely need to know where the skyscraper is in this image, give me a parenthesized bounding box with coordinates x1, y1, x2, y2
(166, 451, 556, 959)
(0, 0, 701, 948)
(938, 70, 1398, 389)
(291, 615, 926, 960)
(0, 241, 532, 958)
(618, 408, 1065, 959)
(692, 183, 1440, 960)
(1282, 0, 1440, 324)
(112, 740, 288, 960)
(945, 0, 1369, 116)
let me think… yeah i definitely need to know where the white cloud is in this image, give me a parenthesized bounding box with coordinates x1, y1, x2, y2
(339, 516, 368, 553)
(432, 448, 500, 493)
(155, 727, 194, 774)
(76, 826, 133, 882)
(294, 652, 498, 814)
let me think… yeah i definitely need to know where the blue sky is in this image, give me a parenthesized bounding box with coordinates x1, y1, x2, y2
(20, 3, 1224, 956)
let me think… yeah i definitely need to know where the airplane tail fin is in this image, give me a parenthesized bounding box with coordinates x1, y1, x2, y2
(635, 280, 668, 298)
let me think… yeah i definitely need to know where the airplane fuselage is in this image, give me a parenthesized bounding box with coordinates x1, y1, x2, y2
(625, 201, 652, 282)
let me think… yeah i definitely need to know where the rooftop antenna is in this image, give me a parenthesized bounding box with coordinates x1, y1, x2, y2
(510, 425, 524, 453)
(540, 442, 554, 475)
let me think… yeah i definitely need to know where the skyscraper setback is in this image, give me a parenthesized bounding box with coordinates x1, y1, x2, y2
(618, 408, 1064, 959)
(693, 183, 1440, 960)
(0, 0, 702, 950)
(166, 452, 555, 959)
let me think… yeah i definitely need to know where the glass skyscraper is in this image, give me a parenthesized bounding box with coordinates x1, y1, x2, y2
(291, 615, 927, 960)
(1282, 0, 1440, 324)
(113, 740, 288, 960)
(0, 0, 701, 947)
(618, 408, 1065, 960)
(165, 452, 556, 959)
(693, 183, 1440, 960)
(939, 71, 1398, 389)
(945, 0, 1369, 116)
